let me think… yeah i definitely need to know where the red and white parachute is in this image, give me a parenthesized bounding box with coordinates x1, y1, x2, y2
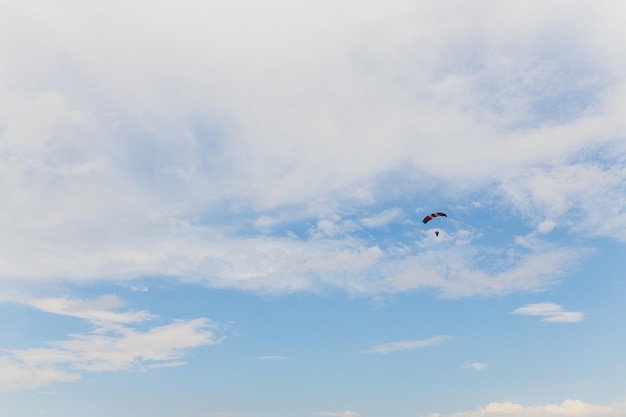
(422, 212, 447, 224)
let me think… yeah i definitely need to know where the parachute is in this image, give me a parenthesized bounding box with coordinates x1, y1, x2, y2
(422, 212, 447, 224)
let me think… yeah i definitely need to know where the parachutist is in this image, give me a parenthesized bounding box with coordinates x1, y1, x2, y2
(423, 212, 446, 238)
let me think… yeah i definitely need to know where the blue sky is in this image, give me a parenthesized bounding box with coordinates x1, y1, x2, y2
(1, 1, 626, 416)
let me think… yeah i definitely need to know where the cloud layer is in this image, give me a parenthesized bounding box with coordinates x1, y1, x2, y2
(1, 0, 625, 298)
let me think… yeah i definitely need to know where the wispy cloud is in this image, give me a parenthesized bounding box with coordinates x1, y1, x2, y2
(0, 225, 586, 299)
(364, 335, 449, 354)
(379, 237, 587, 298)
(10, 294, 155, 324)
(360, 208, 404, 228)
(464, 361, 488, 371)
(259, 355, 288, 361)
(0, 318, 223, 392)
(0, 357, 80, 393)
(500, 163, 626, 241)
(512, 302, 585, 323)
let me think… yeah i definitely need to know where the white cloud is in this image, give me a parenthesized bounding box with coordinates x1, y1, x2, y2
(500, 163, 626, 241)
(12, 319, 222, 371)
(537, 220, 556, 234)
(464, 362, 488, 371)
(0, 222, 586, 300)
(378, 237, 587, 298)
(0, 318, 222, 392)
(138, 361, 188, 371)
(9, 294, 155, 324)
(424, 399, 625, 417)
(0, 205, 587, 298)
(360, 208, 404, 228)
(318, 411, 360, 417)
(317, 219, 341, 236)
(364, 335, 448, 354)
(0, 357, 80, 393)
(254, 215, 281, 230)
(512, 302, 585, 323)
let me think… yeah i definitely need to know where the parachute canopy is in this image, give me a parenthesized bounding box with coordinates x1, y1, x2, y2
(422, 212, 447, 224)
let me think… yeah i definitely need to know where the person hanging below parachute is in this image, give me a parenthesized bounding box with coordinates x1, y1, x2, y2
(422, 212, 447, 236)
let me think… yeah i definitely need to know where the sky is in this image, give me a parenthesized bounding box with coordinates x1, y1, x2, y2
(1, 0, 626, 416)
